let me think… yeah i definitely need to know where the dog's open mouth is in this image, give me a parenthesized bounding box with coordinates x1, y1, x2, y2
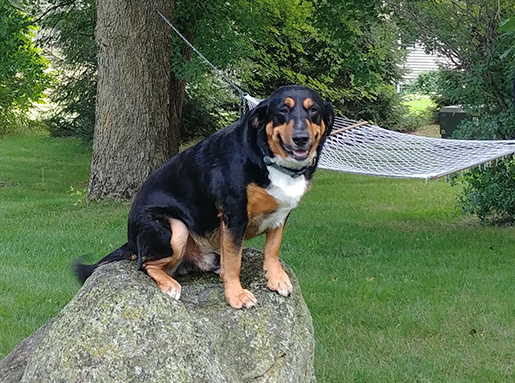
(280, 139, 311, 162)
(290, 149, 309, 161)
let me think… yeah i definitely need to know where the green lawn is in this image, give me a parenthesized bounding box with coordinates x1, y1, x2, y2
(2, 133, 515, 382)
(403, 94, 436, 113)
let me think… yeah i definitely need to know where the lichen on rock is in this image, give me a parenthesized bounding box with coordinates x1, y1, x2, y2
(1, 248, 316, 383)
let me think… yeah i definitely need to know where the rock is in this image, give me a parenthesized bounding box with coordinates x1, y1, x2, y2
(0, 248, 316, 383)
(0, 321, 54, 383)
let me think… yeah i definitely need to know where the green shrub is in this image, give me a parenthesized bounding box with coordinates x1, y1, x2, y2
(454, 157, 515, 225)
(391, 110, 434, 132)
(180, 97, 228, 143)
(403, 71, 440, 95)
(0, 1, 54, 136)
(453, 110, 515, 140)
(450, 110, 515, 225)
(451, 110, 515, 225)
(45, 113, 95, 143)
(0, 113, 46, 137)
(335, 84, 414, 131)
(179, 78, 240, 143)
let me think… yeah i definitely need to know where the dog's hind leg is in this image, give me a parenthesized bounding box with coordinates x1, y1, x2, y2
(142, 218, 189, 300)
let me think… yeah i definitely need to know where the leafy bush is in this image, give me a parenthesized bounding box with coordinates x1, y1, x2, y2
(391, 110, 434, 132)
(179, 77, 240, 143)
(0, 1, 54, 136)
(37, 0, 97, 143)
(453, 111, 515, 140)
(454, 158, 515, 225)
(403, 71, 441, 95)
(348, 85, 408, 128)
(450, 111, 515, 225)
(450, 106, 515, 227)
(336, 84, 425, 132)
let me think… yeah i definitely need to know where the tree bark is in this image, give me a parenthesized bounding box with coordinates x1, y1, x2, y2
(88, 0, 175, 200)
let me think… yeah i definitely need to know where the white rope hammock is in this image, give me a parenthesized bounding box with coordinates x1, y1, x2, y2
(245, 95, 515, 180)
(156, 13, 515, 181)
(157, 13, 515, 181)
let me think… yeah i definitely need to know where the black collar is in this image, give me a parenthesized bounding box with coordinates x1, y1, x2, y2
(262, 154, 315, 178)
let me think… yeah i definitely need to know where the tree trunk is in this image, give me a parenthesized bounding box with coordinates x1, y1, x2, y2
(88, 0, 175, 200)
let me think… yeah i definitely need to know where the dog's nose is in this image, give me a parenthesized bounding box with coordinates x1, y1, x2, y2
(292, 134, 310, 147)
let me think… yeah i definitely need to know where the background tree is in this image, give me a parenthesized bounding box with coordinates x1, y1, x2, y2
(0, 0, 53, 136)
(40, 0, 408, 141)
(35, 0, 408, 200)
(87, 0, 174, 200)
(392, 0, 515, 224)
(166, 0, 405, 131)
(37, 0, 97, 142)
(392, 0, 515, 134)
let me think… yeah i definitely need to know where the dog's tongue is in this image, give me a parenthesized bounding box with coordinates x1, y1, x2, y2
(293, 150, 309, 159)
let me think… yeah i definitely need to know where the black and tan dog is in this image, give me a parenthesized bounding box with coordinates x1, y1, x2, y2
(76, 85, 334, 309)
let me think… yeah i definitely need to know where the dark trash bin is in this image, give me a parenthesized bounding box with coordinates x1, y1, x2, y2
(439, 105, 467, 138)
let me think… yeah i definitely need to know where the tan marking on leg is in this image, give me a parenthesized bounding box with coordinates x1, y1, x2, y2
(263, 224, 293, 297)
(284, 97, 295, 108)
(142, 218, 190, 300)
(302, 97, 313, 109)
(167, 218, 189, 272)
(220, 219, 257, 309)
(246, 184, 279, 239)
(143, 257, 182, 300)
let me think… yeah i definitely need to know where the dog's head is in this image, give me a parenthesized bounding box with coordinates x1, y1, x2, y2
(250, 85, 334, 170)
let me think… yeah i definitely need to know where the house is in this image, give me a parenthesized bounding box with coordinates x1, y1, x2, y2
(398, 43, 446, 91)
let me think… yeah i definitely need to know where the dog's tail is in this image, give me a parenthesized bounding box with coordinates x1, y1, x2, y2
(74, 242, 133, 284)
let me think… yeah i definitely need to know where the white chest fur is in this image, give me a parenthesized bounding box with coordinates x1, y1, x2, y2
(258, 167, 309, 233)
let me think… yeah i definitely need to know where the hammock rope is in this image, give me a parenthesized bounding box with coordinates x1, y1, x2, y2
(159, 13, 515, 181)
(245, 95, 515, 180)
(320, 118, 515, 180)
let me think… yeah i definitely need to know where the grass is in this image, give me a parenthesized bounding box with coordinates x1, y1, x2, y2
(285, 174, 515, 382)
(414, 123, 441, 138)
(0, 133, 130, 355)
(403, 94, 440, 138)
(393, 94, 438, 133)
(3, 133, 515, 382)
(403, 94, 436, 114)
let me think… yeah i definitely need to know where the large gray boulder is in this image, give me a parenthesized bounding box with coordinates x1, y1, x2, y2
(0, 248, 315, 383)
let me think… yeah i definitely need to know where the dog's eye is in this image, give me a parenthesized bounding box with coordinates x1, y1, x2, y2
(309, 107, 319, 117)
(279, 106, 290, 114)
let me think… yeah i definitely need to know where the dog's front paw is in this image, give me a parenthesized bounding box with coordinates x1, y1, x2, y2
(265, 266, 293, 297)
(225, 288, 258, 309)
(157, 278, 182, 300)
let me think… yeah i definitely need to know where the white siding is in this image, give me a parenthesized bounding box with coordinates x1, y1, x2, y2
(400, 44, 445, 84)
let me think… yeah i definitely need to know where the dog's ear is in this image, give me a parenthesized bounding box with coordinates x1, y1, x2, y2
(324, 102, 335, 135)
(248, 101, 269, 129)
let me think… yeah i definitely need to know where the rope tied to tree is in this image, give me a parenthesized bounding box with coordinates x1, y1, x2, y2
(156, 9, 515, 181)
(155, 9, 250, 115)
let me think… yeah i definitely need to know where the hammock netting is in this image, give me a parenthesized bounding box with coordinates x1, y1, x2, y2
(320, 118, 515, 180)
(244, 95, 515, 180)
(157, 15, 515, 182)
